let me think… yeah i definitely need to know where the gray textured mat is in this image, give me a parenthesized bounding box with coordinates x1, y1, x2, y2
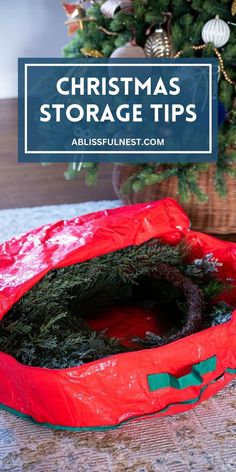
(0, 382, 235, 472)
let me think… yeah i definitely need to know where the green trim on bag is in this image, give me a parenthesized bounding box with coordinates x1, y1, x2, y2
(225, 369, 236, 375)
(225, 368, 236, 374)
(148, 356, 217, 392)
(0, 364, 234, 432)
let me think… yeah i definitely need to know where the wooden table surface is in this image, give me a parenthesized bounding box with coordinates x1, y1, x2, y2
(0, 99, 115, 210)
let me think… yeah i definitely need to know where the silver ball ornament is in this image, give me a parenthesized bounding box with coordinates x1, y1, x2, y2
(202, 16, 230, 48)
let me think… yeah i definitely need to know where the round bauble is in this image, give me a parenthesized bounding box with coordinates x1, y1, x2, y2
(202, 16, 230, 48)
(144, 28, 171, 58)
(110, 43, 146, 58)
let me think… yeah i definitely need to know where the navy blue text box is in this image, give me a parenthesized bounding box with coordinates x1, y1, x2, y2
(18, 58, 218, 163)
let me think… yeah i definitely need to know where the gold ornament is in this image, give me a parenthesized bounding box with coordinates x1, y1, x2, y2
(144, 28, 171, 58)
(232, 0, 236, 15)
(80, 48, 104, 57)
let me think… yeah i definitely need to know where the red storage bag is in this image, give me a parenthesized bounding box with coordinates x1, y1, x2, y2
(0, 198, 235, 431)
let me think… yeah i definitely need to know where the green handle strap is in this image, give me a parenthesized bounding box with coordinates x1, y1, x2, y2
(148, 355, 217, 392)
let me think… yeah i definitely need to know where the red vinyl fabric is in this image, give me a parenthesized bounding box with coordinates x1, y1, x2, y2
(0, 198, 235, 430)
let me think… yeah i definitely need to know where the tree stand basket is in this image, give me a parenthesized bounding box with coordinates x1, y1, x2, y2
(113, 164, 236, 234)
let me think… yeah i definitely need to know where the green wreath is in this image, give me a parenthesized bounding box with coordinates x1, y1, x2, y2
(0, 239, 232, 368)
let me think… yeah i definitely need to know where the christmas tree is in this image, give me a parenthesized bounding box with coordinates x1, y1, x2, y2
(63, 0, 236, 202)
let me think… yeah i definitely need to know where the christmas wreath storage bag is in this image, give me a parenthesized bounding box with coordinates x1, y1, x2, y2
(0, 198, 235, 431)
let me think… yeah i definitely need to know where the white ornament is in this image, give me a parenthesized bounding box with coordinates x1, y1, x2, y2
(101, 0, 122, 18)
(110, 43, 146, 58)
(202, 15, 230, 48)
(101, 0, 133, 18)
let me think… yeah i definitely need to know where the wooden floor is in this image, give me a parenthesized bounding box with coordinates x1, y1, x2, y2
(0, 99, 115, 209)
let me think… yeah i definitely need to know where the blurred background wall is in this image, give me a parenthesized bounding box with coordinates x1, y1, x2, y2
(0, 0, 69, 98)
